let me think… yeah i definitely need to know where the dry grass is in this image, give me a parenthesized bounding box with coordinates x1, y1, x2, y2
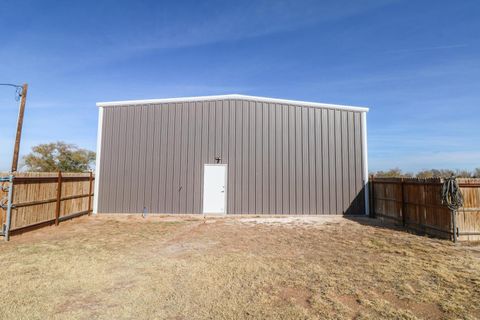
(0, 215, 479, 320)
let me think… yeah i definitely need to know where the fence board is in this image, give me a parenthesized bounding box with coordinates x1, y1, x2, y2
(457, 179, 480, 241)
(372, 177, 480, 241)
(0, 172, 94, 237)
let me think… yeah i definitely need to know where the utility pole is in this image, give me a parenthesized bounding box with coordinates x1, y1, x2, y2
(11, 83, 28, 173)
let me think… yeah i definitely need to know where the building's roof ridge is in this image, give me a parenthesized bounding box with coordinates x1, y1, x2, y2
(96, 94, 369, 112)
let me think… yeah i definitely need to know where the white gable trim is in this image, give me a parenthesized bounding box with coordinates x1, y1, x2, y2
(96, 94, 369, 112)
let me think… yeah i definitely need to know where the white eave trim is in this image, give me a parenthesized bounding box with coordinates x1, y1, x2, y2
(96, 94, 369, 113)
(93, 106, 104, 214)
(361, 112, 369, 216)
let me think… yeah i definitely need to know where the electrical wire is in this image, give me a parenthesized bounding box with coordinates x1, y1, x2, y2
(0, 83, 23, 101)
(441, 176, 464, 211)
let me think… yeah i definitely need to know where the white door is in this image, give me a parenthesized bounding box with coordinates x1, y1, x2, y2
(203, 164, 227, 214)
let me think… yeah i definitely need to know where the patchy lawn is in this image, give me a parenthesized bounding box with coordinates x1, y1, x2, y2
(0, 215, 479, 320)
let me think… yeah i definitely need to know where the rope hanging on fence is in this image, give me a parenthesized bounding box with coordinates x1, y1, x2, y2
(441, 176, 464, 211)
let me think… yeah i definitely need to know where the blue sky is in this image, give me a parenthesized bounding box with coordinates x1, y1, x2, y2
(0, 0, 479, 172)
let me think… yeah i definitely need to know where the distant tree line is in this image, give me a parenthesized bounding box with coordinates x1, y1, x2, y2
(18, 141, 480, 178)
(372, 167, 480, 178)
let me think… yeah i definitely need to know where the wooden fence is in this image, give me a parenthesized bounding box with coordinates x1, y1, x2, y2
(370, 177, 480, 241)
(2, 172, 478, 241)
(0, 172, 94, 237)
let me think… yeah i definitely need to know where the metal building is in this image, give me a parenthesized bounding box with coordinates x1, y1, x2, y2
(94, 94, 369, 215)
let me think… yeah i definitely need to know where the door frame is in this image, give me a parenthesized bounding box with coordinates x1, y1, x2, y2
(202, 164, 228, 215)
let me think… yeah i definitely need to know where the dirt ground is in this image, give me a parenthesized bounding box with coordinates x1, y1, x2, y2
(0, 215, 479, 320)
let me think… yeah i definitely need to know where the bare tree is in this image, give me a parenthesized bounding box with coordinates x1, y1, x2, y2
(417, 169, 472, 178)
(372, 168, 413, 178)
(474, 168, 480, 178)
(372, 168, 479, 178)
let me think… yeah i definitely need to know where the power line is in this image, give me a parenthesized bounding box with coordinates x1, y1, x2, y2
(0, 83, 22, 88)
(0, 83, 24, 101)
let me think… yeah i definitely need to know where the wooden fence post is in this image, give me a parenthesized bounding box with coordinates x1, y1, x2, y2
(422, 181, 427, 234)
(370, 175, 375, 218)
(88, 171, 93, 215)
(55, 171, 62, 226)
(401, 178, 406, 227)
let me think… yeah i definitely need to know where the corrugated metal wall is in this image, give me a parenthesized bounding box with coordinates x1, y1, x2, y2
(97, 98, 366, 214)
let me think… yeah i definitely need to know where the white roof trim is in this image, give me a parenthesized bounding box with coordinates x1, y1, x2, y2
(96, 94, 369, 112)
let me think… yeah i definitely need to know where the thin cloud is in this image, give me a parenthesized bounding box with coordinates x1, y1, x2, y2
(385, 44, 468, 54)
(0, 0, 400, 75)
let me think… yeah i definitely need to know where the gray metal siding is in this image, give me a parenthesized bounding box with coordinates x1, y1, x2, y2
(98, 98, 366, 214)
